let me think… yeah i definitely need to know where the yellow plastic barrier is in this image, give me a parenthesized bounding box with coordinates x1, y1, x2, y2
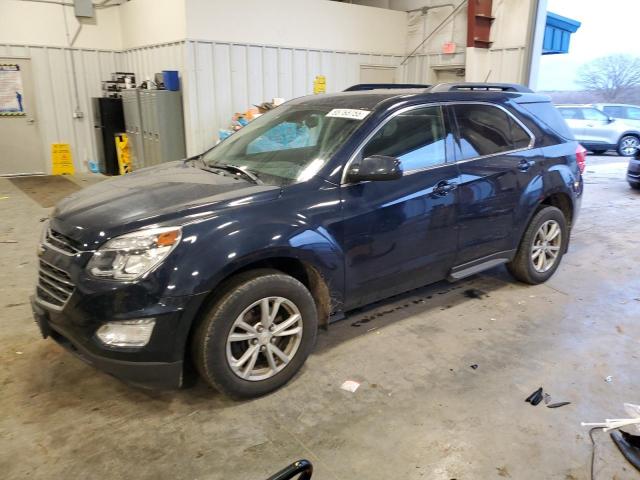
(115, 134, 132, 175)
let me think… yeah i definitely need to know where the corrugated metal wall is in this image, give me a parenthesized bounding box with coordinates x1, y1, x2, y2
(2, 41, 409, 171)
(0, 44, 119, 173)
(116, 42, 185, 86)
(182, 40, 405, 155)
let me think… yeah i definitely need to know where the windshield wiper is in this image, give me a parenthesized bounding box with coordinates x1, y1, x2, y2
(205, 164, 263, 185)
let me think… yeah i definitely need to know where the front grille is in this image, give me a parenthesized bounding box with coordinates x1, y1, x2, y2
(36, 260, 75, 310)
(45, 228, 80, 255)
(628, 171, 640, 179)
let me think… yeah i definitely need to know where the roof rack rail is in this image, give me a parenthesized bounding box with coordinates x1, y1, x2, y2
(344, 83, 431, 92)
(429, 82, 534, 93)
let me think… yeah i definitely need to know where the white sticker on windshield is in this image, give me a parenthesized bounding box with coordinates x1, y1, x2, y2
(326, 108, 371, 120)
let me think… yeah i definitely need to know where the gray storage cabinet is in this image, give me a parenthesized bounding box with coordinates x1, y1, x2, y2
(121, 89, 145, 170)
(141, 90, 186, 166)
(122, 89, 186, 169)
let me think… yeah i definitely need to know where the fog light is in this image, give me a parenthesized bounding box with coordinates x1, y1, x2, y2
(96, 319, 156, 347)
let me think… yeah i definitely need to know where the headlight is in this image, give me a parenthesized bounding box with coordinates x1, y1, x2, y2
(96, 319, 156, 347)
(87, 227, 182, 281)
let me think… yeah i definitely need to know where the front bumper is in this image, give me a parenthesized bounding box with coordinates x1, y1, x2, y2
(628, 158, 640, 185)
(31, 291, 207, 389)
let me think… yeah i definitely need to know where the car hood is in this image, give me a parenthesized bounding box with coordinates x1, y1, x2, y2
(51, 161, 281, 242)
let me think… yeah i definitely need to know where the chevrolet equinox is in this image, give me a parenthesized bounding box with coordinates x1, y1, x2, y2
(32, 83, 584, 398)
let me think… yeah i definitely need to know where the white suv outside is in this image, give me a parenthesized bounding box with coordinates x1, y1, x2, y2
(557, 104, 640, 156)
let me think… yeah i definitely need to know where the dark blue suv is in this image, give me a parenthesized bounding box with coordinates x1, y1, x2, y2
(31, 83, 584, 398)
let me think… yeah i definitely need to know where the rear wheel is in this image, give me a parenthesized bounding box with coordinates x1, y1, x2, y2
(192, 269, 317, 399)
(507, 206, 568, 284)
(617, 135, 640, 157)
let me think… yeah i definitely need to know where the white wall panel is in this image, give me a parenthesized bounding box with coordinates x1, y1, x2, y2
(0, 44, 118, 173)
(183, 40, 404, 156)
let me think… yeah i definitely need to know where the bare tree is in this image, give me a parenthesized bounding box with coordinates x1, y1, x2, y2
(577, 54, 640, 101)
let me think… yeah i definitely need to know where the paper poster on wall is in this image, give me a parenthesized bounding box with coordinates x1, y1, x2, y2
(0, 64, 25, 116)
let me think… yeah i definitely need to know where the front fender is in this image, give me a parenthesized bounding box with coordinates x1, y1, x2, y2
(156, 180, 345, 306)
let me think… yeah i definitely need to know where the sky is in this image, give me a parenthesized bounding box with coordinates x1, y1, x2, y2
(537, 0, 640, 91)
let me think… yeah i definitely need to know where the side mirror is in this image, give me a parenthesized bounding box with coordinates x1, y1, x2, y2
(608, 117, 616, 123)
(346, 155, 403, 182)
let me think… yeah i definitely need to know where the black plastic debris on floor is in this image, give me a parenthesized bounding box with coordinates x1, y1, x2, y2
(525, 387, 571, 408)
(470, 364, 479, 370)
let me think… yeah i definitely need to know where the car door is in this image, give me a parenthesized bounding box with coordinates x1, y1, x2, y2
(449, 102, 539, 265)
(339, 105, 460, 308)
(581, 107, 616, 144)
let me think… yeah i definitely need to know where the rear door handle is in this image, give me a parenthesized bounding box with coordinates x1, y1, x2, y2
(518, 159, 536, 172)
(434, 180, 457, 196)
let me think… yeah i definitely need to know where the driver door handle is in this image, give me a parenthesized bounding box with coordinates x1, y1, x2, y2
(518, 159, 536, 172)
(434, 180, 457, 196)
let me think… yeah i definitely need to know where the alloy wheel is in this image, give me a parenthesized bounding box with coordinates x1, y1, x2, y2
(620, 136, 640, 156)
(531, 220, 562, 273)
(226, 297, 303, 381)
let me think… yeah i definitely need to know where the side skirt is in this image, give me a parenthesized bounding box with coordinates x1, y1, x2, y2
(447, 250, 516, 281)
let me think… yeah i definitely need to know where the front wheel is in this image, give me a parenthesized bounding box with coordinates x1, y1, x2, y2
(507, 206, 568, 284)
(630, 182, 640, 190)
(617, 135, 640, 157)
(192, 269, 318, 399)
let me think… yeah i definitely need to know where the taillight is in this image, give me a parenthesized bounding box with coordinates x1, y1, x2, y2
(576, 144, 587, 174)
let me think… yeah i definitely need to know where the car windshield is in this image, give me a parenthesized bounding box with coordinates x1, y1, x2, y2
(201, 105, 368, 186)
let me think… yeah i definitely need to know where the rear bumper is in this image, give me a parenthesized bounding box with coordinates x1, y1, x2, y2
(31, 293, 205, 389)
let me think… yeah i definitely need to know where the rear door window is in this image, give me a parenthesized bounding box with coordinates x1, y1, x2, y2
(452, 104, 532, 159)
(362, 106, 447, 171)
(602, 106, 625, 118)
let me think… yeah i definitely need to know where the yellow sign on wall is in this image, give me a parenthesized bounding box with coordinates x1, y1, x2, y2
(51, 143, 75, 175)
(313, 75, 326, 94)
(115, 134, 132, 175)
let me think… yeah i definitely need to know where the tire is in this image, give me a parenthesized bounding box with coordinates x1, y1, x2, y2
(617, 135, 640, 157)
(507, 206, 568, 285)
(192, 269, 317, 399)
(630, 182, 640, 190)
(591, 149, 607, 155)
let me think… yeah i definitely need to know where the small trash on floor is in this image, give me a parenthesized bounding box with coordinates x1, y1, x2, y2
(525, 387, 544, 406)
(605, 375, 613, 383)
(526, 387, 571, 408)
(470, 364, 479, 370)
(340, 380, 360, 393)
(0, 196, 8, 200)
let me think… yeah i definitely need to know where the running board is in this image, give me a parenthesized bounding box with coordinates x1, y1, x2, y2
(448, 250, 515, 281)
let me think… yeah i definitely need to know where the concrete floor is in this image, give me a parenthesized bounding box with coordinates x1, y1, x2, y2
(1, 156, 639, 480)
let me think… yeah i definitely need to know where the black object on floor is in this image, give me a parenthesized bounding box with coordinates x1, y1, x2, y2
(610, 430, 640, 472)
(525, 387, 543, 405)
(266, 460, 313, 480)
(547, 401, 571, 408)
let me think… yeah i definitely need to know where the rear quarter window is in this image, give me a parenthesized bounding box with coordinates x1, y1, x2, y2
(521, 103, 575, 141)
